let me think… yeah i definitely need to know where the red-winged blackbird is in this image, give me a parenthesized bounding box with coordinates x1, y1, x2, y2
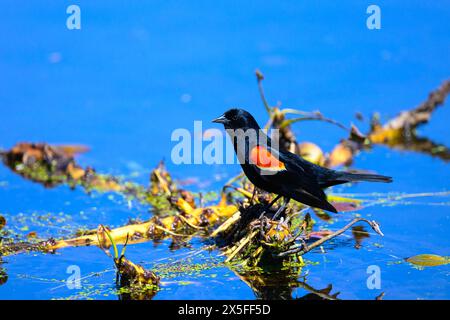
(213, 108, 392, 215)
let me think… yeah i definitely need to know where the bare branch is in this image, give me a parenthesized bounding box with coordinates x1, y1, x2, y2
(277, 218, 383, 257)
(378, 80, 450, 132)
(255, 69, 272, 114)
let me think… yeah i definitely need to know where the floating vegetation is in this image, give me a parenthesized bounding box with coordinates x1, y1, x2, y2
(369, 81, 450, 145)
(255, 71, 450, 165)
(213, 199, 383, 269)
(97, 225, 160, 300)
(0, 143, 178, 213)
(0, 215, 5, 230)
(406, 254, 450, 268)
(47, 195, 237, 251)
(0, 71, 449, 299)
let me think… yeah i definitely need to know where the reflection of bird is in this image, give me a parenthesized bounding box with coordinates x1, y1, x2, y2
(213, 108, 392, 215)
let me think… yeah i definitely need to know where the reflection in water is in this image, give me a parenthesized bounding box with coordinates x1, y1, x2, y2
(297, 283, 339, 300)
(233, 267, 387, 300)
(379, 134, 450, 163)
(368, 79, 450, 162)
(233, 267, 340, 300)
(376, 292, 385, 300)
(352, 226, 370, 249)
(0, 264, 7, 286)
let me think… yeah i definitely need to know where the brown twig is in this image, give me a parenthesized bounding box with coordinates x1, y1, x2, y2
(279, 112, 350, 132)
(256, 69, 272, 114)
(381, 80, 450, 131)
(277, 218, 383, 257)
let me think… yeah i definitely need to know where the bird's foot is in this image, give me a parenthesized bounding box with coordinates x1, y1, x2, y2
(258, 215, 269, 238)
(258, 209, 267, 219)
(272, 198, 291, 221)
(249, 214, 269, 238)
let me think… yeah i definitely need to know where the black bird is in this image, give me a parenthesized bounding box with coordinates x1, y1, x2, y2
(213, 108, 392, 216)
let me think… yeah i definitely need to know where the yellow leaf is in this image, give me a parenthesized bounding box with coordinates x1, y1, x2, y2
(298, 142, 325, 166)
(327, 143, 353, 167)
(327, 194, 363, 204)
(406, 254, 450, 267)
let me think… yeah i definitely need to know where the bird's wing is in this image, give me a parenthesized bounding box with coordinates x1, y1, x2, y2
(249, 145, 324, 197)
(248, 145, 287, 172)
(248, 144, 337, 212)
(278, 151, 328, 196)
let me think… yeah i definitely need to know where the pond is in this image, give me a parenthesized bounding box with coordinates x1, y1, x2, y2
(0, 1, 449, 300)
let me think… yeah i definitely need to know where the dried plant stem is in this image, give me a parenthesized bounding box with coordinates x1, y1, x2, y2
(153, 225, 189, 237)
(255, 69, 272, 114)
(280, 114, 349, 132)
(225, 230, 258, 263)
(210, 211, 241, 237)
(278, 218, 383, 257)
(177, 214, 205, 230)
(381, 80, 450, 131)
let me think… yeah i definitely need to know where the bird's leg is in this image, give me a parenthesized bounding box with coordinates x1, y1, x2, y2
(258, 194, 281, 219)
(258, 194, 281, 237)
(250, 187, 257, 205)
(272, 197, 290, 220)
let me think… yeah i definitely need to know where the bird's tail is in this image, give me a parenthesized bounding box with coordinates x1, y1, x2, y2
(338, 172, 393, 183)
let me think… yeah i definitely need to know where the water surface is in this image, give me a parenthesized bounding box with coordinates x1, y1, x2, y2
(0, 1, 449, 299)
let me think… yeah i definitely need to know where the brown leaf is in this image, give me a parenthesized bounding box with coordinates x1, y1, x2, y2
(26, 231, 38, 239)
(52, 144, 90, 157)
(0, 215, 5, 230)
(349, 124, 368, 144)
(96, 225, 112, 252)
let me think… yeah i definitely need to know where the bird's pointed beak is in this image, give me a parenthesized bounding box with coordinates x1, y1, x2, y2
(212, 114, 227, 124)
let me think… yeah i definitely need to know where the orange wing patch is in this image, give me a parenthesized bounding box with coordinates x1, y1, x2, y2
(250, 146, 286, 171)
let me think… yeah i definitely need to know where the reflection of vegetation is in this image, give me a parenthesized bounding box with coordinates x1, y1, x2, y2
(352, 226, 370, 249)
(0, 143, 179, 214)
(0, 72, 449, 299)
(234, 267, 307, 300)
(367, 80, 450, 162)
(369, 80, 450, 145)
(376, 135, 450, 162)
(0, 265, 7, 286)
(367, 81, 450, 160)
(0, 215, 7, 286)
(234, 266, 342, 300)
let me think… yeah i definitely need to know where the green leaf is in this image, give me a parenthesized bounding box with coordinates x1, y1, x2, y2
(104, 228, 119, 260)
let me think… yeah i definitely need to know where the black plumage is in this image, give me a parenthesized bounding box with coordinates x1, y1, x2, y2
(213, 108, 392, 213)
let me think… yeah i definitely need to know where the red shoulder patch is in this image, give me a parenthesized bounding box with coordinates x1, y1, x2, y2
(250, 146, 286, 171)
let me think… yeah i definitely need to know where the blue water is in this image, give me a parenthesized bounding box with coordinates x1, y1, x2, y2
(0, 1, 449, 299)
